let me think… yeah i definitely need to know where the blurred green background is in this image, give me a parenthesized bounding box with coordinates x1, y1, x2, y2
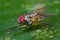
(0, 0, 60, 40)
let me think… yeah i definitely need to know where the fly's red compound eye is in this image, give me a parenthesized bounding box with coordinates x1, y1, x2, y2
(18, 15, 25, 23)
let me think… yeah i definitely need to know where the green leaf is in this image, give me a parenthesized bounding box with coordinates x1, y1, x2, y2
(0, 0, 60, 40)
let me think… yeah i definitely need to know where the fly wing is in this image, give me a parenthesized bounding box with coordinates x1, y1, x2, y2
(38, 13, 58, 19)
(24, 6, 49, 16)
